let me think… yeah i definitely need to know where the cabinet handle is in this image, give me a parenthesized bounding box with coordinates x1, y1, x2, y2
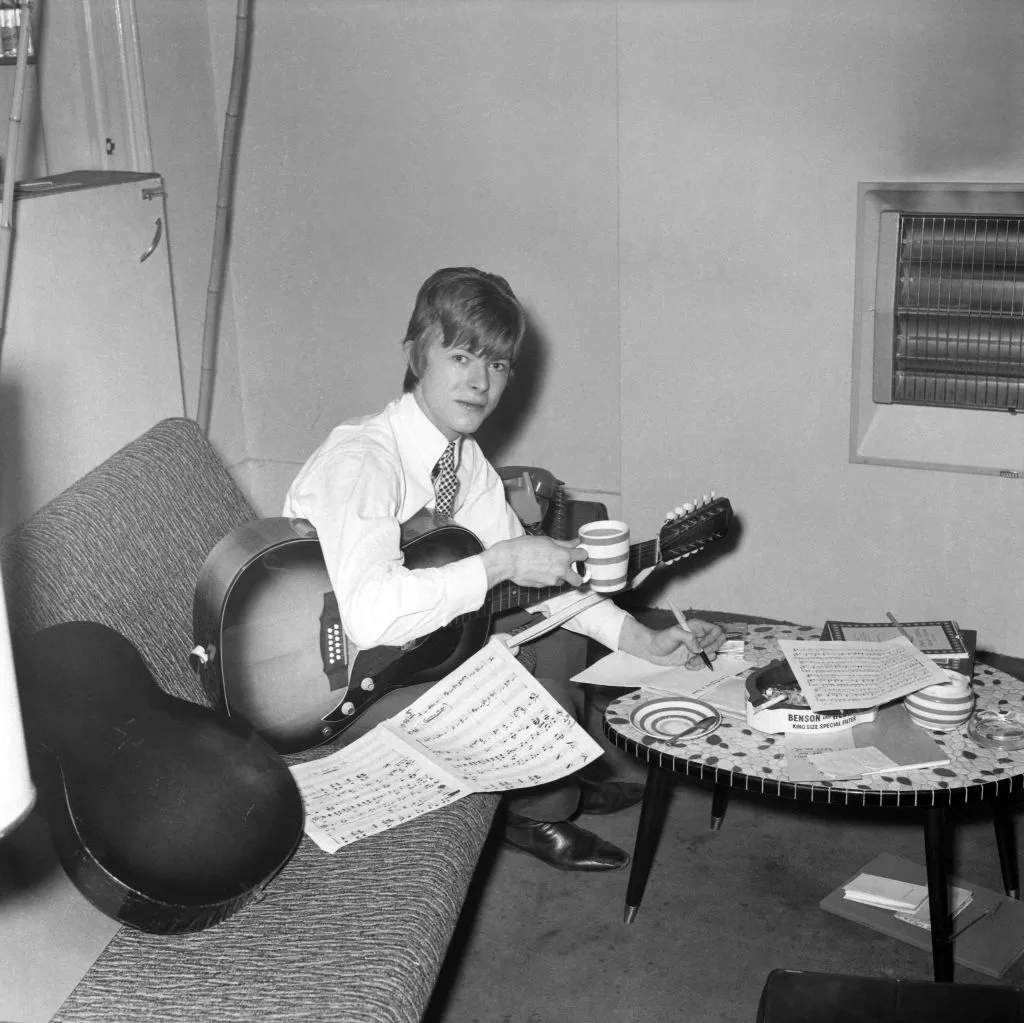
(140, 217, 163, 263)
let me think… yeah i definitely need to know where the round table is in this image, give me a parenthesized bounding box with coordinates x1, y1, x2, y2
(602, 620, 1024, 983)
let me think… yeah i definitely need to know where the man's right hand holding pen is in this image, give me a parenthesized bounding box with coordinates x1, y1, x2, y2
(666, 598, 717, 670)
(616, 599, 725, 671)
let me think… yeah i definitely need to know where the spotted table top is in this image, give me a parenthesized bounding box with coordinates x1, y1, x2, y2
(603, 622, 1024, 807)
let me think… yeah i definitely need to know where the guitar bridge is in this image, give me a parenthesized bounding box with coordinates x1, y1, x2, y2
(319, 592, 349, 692)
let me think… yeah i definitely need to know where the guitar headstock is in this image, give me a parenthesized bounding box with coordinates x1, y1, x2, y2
(658, 493, 733, 566)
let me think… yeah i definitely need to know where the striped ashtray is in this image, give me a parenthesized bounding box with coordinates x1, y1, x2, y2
(628, 696, 721, 743)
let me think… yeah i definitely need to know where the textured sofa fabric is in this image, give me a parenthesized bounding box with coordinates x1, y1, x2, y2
(1, 417, 500, 1023)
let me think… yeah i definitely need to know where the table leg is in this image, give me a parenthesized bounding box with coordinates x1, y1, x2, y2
(923, 806, 953, 983)
(710, 783, 729, 831)
(623, 765, 673, 925)
(993, 795, 1020, 899)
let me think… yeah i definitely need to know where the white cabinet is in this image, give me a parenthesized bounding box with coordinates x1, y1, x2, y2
(0, 170, 185, 533)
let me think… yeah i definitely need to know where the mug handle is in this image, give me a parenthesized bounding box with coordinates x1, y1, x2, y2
(573, 546, 590, 583)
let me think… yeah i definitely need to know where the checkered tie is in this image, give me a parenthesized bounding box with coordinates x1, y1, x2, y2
(432, 441, 459, 519)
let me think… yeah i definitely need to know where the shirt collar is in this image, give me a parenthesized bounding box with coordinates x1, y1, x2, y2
(396, 392, 463, 475)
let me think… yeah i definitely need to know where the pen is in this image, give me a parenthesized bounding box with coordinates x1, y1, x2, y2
(950, 901, 1000, 939)
(885, 611, 914, 643)
(666, 598, 714, 671)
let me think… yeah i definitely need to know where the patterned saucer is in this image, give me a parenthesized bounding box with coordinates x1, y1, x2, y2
(628, 696, 721, 743)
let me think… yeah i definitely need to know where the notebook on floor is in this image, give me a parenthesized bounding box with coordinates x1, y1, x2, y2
(821, 852, 1024, 978)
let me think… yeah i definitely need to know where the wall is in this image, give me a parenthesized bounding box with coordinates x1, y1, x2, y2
(68, 0, 1024, 656)
(615, 1, 1024, 655)
(134, 0, 246, 471)
(205, 0, 621, 514)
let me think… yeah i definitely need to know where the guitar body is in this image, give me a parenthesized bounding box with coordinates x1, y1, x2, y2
(194, 496, 734, 755)
(15, 621, 304, 934)
(193, 514, 492, 754)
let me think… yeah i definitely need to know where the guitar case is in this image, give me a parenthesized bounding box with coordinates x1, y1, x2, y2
(14, 621, 304, 934)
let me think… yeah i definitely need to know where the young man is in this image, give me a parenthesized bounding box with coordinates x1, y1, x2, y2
(284, 267, 724, 871)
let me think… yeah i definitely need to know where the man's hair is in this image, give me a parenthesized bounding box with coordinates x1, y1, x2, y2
(402, 267, 526, 392)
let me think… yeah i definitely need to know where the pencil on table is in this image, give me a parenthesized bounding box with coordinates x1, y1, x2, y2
(885, 611, 914, 643)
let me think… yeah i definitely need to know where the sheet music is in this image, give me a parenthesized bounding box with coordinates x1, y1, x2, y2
(390, 639, 603, 790)
(290, 637, 604, 852)
(291, 727, 473, 854)
(777, 636, 948, 711)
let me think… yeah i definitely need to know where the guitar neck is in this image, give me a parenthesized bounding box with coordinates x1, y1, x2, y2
(465, 537, 661, 622)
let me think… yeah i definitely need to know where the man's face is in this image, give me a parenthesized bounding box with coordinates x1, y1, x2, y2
(409, 337, 511, 440)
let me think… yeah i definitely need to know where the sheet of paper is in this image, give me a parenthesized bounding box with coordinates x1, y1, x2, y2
(291, 726, 472, 853)
(635, 656, 754, 699)
(777, 636, 948, 711)
(807, 746, 898, 780)
(784, 730, 857, 782)
(390, 638, 603, 791)
(654, 673, 749, 719)
(572, 649, 751, 691)
(290, 638, 603, 852)
(571, 649, 670, 687)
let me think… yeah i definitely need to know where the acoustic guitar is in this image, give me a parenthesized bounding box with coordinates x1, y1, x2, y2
(192, 496, 733, 754)
(16, 621, 304, 934)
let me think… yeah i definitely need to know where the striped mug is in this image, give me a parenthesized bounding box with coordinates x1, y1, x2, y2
(577, 520, 630, 594)
(903, 670, 975, 731)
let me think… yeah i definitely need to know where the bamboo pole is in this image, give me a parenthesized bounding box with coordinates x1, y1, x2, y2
(196, 0, 251, 436)
(0, 0, 35, 362)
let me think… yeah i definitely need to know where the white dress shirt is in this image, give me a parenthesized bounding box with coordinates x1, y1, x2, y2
(283, 392, 628, 653)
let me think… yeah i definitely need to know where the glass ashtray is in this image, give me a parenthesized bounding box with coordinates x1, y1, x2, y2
(967, 707, 1024, 750)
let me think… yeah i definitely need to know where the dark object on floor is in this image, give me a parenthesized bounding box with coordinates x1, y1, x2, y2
(16, 620, 303, 934)
(756, 968, 1024, 1022)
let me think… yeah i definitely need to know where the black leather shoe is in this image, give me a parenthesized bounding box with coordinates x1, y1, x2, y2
(577, 778, 646, 815)
(503, 813, 630, 871)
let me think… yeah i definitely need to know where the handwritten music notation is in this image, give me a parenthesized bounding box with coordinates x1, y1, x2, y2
(777, 637, 950, 712)
(290, 638, 604, 853)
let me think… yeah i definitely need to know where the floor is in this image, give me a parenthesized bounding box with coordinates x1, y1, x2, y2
(424, 697, 1024, 1023)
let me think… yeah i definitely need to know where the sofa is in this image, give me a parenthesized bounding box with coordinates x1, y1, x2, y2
(1, 417, 505, 1022)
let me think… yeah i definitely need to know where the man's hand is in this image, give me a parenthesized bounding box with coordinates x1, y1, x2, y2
(480, 535, 587, 589)
(618, 615, 726, 670)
